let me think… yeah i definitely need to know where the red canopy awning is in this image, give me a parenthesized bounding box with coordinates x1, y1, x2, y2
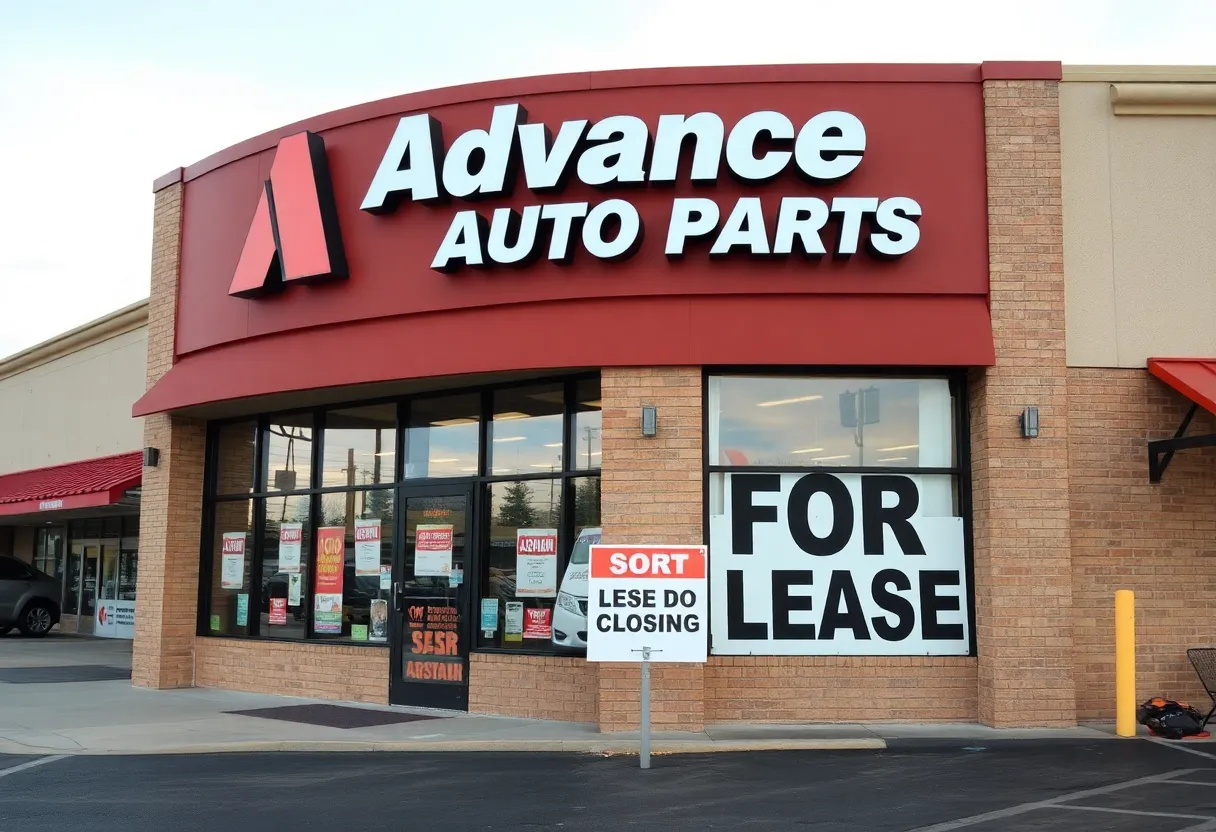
(1148, 358, 1216, 414)
(0, 452, 142, 517)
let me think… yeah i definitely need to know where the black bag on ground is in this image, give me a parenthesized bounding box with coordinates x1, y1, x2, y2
(1137, 698, 1205, 739)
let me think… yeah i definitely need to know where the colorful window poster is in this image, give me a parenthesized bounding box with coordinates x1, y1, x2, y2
(288, 573, 302, 606)
(220, 532, 245, 589)
(313, 526, 346, 634)
(269, 597, 288, 625)
(403, 601, 463, 684)
(523, 606, 552, 639)
(314, 593, 343, 634)
(236, 593, 249, 627)
(354, 518, 381, 576)
(480, 598, 499, 634)
(515, 528, 558, 597)
(415, 525, 454, 577)
(369, 599, 389, 642)
(380, 564, 392, 590)
(210, 614, 221, 632)
(351, 624, 369, 642)
(504, 601, 524, 642)
(279, 523, 303, 573)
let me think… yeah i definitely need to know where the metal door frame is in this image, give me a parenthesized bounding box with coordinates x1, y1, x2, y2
(388, 482, 478, 710)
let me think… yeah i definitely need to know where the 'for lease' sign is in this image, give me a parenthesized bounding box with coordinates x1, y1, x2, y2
(587, 545, 708, 663)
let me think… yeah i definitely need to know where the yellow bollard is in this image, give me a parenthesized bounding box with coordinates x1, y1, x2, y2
(1115, 590, 1136, 737)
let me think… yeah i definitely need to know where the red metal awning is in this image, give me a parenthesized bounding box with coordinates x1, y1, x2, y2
(1148, 358, 1216, 414)
(0, 452, 143, 517)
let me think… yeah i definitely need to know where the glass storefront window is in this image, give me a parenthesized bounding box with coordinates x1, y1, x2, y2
(571, 378, 601, 471)
(65, 542, 81, 615)
(266, 414, 313, 493)
(488, 384, 564, 476)
(208, 499, 254, 637)
(708, 376, 955, 469)
(480, 479, 562, 649)
(118, 539, 138, 601)
(34, 528, 65, 583)
(552, 477, 601, 654)
(215, 419, 257, 495)
(313, 488, 394, 641)
(99, 542, 118, 602)
(260, 495, 311, 641)
(321, 405, 397, 488)
(405, 394, 480, 479)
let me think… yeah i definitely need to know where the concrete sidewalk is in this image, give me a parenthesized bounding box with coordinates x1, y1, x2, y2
(0, 635, 1119, 756)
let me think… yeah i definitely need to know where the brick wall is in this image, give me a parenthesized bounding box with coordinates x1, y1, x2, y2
(970, 79, 1076, 727)
(599, 366, 705, 732)
(469, 653, 598, 722)
(706, 657, 979, 722)
(1069, 369, 1216, 720)
(195, 637, 389, 703)
(133, 182, 208, 690)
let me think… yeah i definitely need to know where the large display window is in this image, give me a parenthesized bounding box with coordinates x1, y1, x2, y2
(706, 373, 972, 658)
(199, 375, 600, 655)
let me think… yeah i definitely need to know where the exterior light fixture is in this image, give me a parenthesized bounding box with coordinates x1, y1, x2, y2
(1020, 406, 1040, 438)
(142, 447, 160, 467)
(642, 405, 657, 437)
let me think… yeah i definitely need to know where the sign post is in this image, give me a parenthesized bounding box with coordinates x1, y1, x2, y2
(587, 544, 708, 771)
(631, 645, 662, 769)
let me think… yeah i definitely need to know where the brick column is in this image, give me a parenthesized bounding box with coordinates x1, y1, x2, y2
(971, 79, 1075, 726)
(597, 367, 704, 732)
(132, 180, 207, 689)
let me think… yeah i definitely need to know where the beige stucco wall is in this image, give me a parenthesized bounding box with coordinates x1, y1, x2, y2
(1061, 71, 1216, 368)
(0, 325, 147, 475)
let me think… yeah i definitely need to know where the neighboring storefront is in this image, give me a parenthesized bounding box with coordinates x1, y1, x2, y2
(0, 302, 147, 639)
(123, 62, 1215, 730)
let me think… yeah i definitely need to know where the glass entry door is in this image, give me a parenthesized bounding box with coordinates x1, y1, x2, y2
(390, 485, 473, 710)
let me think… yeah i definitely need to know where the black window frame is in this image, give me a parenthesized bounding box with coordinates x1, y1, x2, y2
(197, 371, 601, 652)
(702, 367, 976, 657)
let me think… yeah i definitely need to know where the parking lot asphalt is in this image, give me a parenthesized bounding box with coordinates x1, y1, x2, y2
(3, 740, 1216, 831)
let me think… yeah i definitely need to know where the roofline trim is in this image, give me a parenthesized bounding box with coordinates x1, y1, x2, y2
(0, 299, 149, 382)
(1064, 65, 1216, 83)
(151, 62, 1063, 187)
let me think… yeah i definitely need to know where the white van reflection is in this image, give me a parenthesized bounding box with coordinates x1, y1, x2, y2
(552, 527, 600, 652)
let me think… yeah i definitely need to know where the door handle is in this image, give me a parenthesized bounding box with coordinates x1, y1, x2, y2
(393, 582, 401, 612)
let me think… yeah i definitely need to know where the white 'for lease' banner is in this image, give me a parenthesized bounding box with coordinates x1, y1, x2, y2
(709, 472, 968, 656)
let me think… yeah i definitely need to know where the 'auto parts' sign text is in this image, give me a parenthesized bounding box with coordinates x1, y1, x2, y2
(360, 105, 921, 272)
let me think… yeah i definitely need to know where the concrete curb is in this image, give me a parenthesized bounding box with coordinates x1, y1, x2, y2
(0, 737, 886, 756)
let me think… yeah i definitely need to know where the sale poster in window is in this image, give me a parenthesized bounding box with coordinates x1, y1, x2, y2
(515, 529, 558, 597)
(354, 518, 381, 576)
(314, 526, 345, 634)
(220, 533, 245, 589)
(523, 606, 552, 639)
(278, 523, 302, 573)
(415, 525, 453, 577)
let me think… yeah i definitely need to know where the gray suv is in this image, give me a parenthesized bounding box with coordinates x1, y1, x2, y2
(0, 556, 61, 637)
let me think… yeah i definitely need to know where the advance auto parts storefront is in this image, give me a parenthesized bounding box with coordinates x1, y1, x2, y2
(133, 62, 1063, 732)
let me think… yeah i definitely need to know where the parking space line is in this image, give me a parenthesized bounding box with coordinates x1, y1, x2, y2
(1055, 804, 1212, 821)
(907, 769, 1199, 831)
(1149, 738, 1216, 761)
(0, 755, 68, 779)
(1165, 780, 1216, 786)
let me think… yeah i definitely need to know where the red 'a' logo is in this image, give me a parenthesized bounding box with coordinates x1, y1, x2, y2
(228, 131, 348, 298)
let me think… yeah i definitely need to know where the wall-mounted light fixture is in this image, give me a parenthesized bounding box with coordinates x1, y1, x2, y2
(1020, 406, 1040, 439)
(142, 447, 160, 467)
(641, 405, 658, 437)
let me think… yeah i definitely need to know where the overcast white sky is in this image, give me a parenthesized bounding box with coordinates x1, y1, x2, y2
(1, 0, 1213, 358)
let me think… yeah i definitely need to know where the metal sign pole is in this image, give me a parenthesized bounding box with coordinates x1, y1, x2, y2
(633, 645, 659, 770)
